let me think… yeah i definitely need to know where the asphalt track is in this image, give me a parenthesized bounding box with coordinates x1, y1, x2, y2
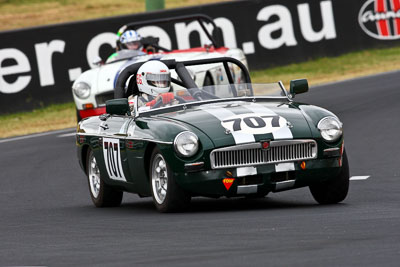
(1, 71, 399, 266)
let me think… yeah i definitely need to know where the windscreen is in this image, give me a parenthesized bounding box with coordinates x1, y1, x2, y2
(135, 83, 288, 113)
(106, 50, 146, 64)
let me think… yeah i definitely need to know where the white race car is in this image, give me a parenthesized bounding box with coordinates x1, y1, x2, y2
(72, 14, 248, 121)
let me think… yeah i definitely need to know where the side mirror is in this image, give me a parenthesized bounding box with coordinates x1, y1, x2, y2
(290, 79, 309, 97)
(106, 98, 130, 116)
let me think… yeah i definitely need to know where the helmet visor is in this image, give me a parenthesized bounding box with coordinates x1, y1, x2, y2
(126, 41, 141, 50)
(146, 73, 171, 88)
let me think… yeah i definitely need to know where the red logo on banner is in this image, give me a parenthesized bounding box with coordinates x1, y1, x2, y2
(359, 0, 400, 40)
(222, 178, 235, 191)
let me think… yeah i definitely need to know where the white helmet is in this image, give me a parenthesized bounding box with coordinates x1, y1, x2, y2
(120, 30, 142, 50)
(137, 61, 171, 96)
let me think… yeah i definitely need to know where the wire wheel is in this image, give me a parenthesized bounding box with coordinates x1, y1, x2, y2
(149, 147, 191, 212)
(86, 148, 123, 207)
(88, 153, 101, 199)
(151, 153, 168, 204)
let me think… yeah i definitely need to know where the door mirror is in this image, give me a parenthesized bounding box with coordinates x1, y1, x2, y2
(106, 98, 130, 116)
(290, 79, 309, 97)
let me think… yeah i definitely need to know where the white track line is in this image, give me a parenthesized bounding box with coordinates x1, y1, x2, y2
(57, 132, 76, 138)
(350, 176, 370, 181)
(0, 128, 75, 144)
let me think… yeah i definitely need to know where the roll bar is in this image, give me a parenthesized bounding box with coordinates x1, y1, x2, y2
(117, 14, 223, 48)
(114, 57, 252, 99)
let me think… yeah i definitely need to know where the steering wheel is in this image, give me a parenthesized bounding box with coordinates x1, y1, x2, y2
(192, 91, 203, 101)
(152, 97, 164, 109)
(151, 95, 187, 109)
(174, 96, 187, 104)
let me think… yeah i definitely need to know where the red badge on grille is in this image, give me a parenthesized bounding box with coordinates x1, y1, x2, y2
(262, 141, 270, 149)
(222, 178, 235, 191)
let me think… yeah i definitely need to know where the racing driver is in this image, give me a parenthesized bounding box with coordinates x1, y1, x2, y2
(129, 60, 176, 111)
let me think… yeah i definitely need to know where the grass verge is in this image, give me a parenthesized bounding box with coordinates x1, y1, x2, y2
(1, 45, 400, 138)
(0, 102, 76, 138)
(0, 0, 231, 31)
(251, 45, 400, 86)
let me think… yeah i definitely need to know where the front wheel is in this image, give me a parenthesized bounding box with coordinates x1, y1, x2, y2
(86, 148, 123, 207)
(309, 150, 350, 204)
(150, 147, 190, 212)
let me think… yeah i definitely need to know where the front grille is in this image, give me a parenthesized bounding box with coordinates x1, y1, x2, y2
(210, 140, 317, 169)
(95, 92, 114, 106)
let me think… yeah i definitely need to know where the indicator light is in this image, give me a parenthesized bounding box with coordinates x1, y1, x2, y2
(300, 161, 306, 170)
(83, 103, 94, 110)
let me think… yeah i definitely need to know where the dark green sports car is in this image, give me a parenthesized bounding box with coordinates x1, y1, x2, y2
(76, 57, 349, 212)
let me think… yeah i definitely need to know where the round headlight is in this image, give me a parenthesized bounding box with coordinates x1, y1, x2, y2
(174, 131, 199, 157)
(317, 116, 343, 142)
(73, 82, 91, 99)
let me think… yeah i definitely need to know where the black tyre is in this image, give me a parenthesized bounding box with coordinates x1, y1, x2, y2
(86, 148, 123, 207)
(309, 150, 350, 204)
(149, 147, 191, 212)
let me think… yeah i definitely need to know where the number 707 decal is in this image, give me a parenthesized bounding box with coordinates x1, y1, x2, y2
(221, 114, 287, 135)
(103, 138, 126, 181)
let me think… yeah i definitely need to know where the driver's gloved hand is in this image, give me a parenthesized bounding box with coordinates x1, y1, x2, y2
(145, 92, 175, 107)
(160, 93, 174, 104)
(146, 99, 157, 107)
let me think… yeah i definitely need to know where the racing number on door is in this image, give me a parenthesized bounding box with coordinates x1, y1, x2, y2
(103, 138, 126, 181)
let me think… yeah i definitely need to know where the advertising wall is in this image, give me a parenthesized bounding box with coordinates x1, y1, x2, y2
(1, 0, 400, 113)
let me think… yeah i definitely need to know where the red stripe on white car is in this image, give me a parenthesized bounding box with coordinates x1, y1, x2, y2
(79, 107, 106, 119)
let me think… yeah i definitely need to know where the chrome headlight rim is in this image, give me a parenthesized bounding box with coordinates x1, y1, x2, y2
(317, 116, 343, 142)
(174, 131, 199, 158)
(73, 81, 91, 99)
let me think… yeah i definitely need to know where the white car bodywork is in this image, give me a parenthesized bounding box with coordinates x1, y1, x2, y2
(72, 47, 248, 120)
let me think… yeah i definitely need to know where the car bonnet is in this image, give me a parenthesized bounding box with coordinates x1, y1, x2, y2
(155, 100, 314, 148)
